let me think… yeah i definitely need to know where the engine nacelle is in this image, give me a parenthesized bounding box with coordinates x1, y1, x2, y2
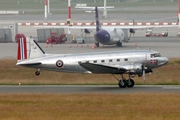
(122, 29, 129, 42)
(108, 28, 125, 43)
(123, 64, 143, 74)
(129, 28, 135, 34)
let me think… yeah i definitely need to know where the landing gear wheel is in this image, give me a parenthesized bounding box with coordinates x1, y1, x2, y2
(118, 79, 127, 88)
(116, 41, 122, 47)
(35, 71, 40, 76)
(95, 42, 99, 47)
(126, 79, 135, 88)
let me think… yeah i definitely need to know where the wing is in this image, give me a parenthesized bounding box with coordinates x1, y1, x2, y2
(79, 62, 126, 74)
(102, 25, 178, 29)
(34, 25, 178, 30)
(34, 26, 96, 29)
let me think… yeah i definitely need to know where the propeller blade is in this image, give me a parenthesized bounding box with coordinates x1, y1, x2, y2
(132, 33, 134, 40)
(142, 65, 146, 82)
(143, 69, 146, 82)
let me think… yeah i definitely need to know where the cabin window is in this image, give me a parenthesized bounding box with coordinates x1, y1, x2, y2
(117, 59, 120, 62)
(109, 59, 112, 62)
(105, 34, 109, 37)
(101, 60, 105, 63)
(124, 58, 128, 61)
(93, 60, 97, 63)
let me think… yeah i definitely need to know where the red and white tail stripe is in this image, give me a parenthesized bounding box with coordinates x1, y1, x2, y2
(17, 37, 27, 61)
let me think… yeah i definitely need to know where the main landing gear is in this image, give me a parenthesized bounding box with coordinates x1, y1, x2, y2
(95, 42, 99, 47)
(116, 41, 122, 47)
(35, 69, 41, 76)
(113, 74, 135, 88)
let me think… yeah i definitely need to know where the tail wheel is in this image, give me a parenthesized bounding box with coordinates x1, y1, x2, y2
(35, 70, 40, 76)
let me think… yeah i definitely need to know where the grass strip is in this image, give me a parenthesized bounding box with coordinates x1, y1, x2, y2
(0, 93, 180, 120)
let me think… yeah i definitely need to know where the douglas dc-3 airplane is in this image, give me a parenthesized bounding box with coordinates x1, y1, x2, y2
(16, 37, 168, 88)
(35, 6, 177, 47)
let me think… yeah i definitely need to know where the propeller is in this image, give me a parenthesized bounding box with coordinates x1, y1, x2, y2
(142, 65, 146, 82)
(129, 19, 136, 40)
(143, 53, 148, 82)
(129, 28, 135, 40)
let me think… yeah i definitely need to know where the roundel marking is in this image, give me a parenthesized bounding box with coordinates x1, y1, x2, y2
(56, 60, 63, 67)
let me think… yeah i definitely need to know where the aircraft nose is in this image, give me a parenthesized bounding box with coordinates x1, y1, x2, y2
(95, 29, 110, 44)
(158, 57, 169, 66)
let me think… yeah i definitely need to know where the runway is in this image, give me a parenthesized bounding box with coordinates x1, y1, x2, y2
(0, 85, 179, 94)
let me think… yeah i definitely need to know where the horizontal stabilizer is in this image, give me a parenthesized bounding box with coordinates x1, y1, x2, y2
(16, 62, 42, 66)
(79, 62, 126, 74)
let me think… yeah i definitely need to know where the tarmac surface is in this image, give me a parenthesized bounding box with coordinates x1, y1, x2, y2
(0, 37, 179, 59)
(0, 85, 179, 94)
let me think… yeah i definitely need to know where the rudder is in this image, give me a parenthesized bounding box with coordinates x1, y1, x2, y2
(17, 37, 28, 62)
(95, 6, 101, 32)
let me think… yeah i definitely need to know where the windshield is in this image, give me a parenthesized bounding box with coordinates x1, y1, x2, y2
(150, 53, 161, 58)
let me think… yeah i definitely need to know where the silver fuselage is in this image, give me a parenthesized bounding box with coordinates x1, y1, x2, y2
(17, 50, 168, 74)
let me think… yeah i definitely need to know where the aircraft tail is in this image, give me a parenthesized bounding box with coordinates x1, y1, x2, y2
(95, 6, 101, 32)
(17, 37, 45, 62)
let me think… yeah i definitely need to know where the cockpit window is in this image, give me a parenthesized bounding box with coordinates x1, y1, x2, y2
(151, 53, 161, 58)
(105, 34, 109, 37)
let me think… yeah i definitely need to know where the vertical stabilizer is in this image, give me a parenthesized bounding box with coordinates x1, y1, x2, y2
(29, 38, 45, 59)
(95, 6, 101, 32)
(17, 37, 45, 62)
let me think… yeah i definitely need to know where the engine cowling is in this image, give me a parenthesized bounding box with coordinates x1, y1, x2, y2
(125, 64, 153, 73)
(123, 64, 143, 74)
(109, 28, 124, 42)
(130, 64, 142, 74)
(129, 28, 135, 34)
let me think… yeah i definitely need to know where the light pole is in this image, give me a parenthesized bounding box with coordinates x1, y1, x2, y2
(44, 0, 48, 22)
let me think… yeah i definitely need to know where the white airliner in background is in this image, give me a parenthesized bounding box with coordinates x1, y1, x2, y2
(16, 37, 168, 88)
(35, 6, 177, 47)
